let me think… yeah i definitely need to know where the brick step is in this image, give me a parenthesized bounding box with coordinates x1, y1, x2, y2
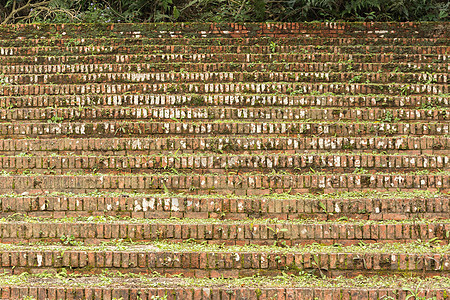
(0, 173, 447, 195)
(3, 45, 449, 57)
(1, 82, 448, 97)
(2, 191, 446, 220)
(1, 22, 446, 39)
(2, 94, 448, 109)
(3, 62, 449, 75)
(0, 274, 447, 300)
(1, 153, 447, 175)
(0, 136, 446, 156)
(0, 121, 446, 139)
(3, 71, 449, 85)
(2, 53, 449, 65)
(0, 217, 448, 245)
(1, 107, 448, 122)
(1, 36, 448, 48)
(2, 242, 449, 277)
(0, 275, 449, 300)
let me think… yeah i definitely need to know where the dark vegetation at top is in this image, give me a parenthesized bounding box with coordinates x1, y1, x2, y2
(0, 0, 449, 25)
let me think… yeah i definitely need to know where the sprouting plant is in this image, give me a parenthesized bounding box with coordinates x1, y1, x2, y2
(353, 168, 368, 174)
(269, 41, 277, 53)
(0, 76, 9, 86)
(17, 152, 32, 157)
(60, 234, 82, 246)
(378, 111, 399, 123)
(150, 296, 168, 300)
(422, 72, 437, 84)
(403, 284, 437, 300)
(400, 85, 410, 96)
(48, 116, 64, 123)
(343, 59, 354, 71)
(267, 226, 288, 240)
(318, 201, 333, 217)
(349, 75, 362, 83)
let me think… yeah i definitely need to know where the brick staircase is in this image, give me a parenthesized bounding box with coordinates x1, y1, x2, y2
(0, 22, 448, 299)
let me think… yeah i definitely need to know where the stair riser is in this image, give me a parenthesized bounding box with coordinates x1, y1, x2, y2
(0, 122, 447, 139)
(0, 137, 446, 155)
(3, 53, 449, 65)
(3, 251, 448, 277)
(3, 72, 449, 85)
(2, 62, 450, 75)
(0, 222, 447, 245)
(0, 174, 447, 195)
(2, 197, 446, 221)
(2, 95, 448, 109)
(1, 23, 447, 39)
(1, 155, 447, 174)
(4, 211, 448, 221)
(2, 286, 448, 300)
(3, 45, 449, 57)
(1, 107, 448, 122)
(1, 37, 449, 47)
(2, 83, 447, 96)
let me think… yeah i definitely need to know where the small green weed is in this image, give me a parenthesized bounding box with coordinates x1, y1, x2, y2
(48, 116, 64, 123)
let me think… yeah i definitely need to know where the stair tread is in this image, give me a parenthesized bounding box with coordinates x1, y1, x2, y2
(1, 273, 448, 290)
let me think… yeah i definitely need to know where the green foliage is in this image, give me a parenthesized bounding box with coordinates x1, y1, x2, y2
(48, 115, 64, 123)
(284, 0, 449, 21)
(1, 0, 448, 23)
(349, 74, 363, 83)
(253, 0, 266, 21)
(60, 234, 83, 246)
